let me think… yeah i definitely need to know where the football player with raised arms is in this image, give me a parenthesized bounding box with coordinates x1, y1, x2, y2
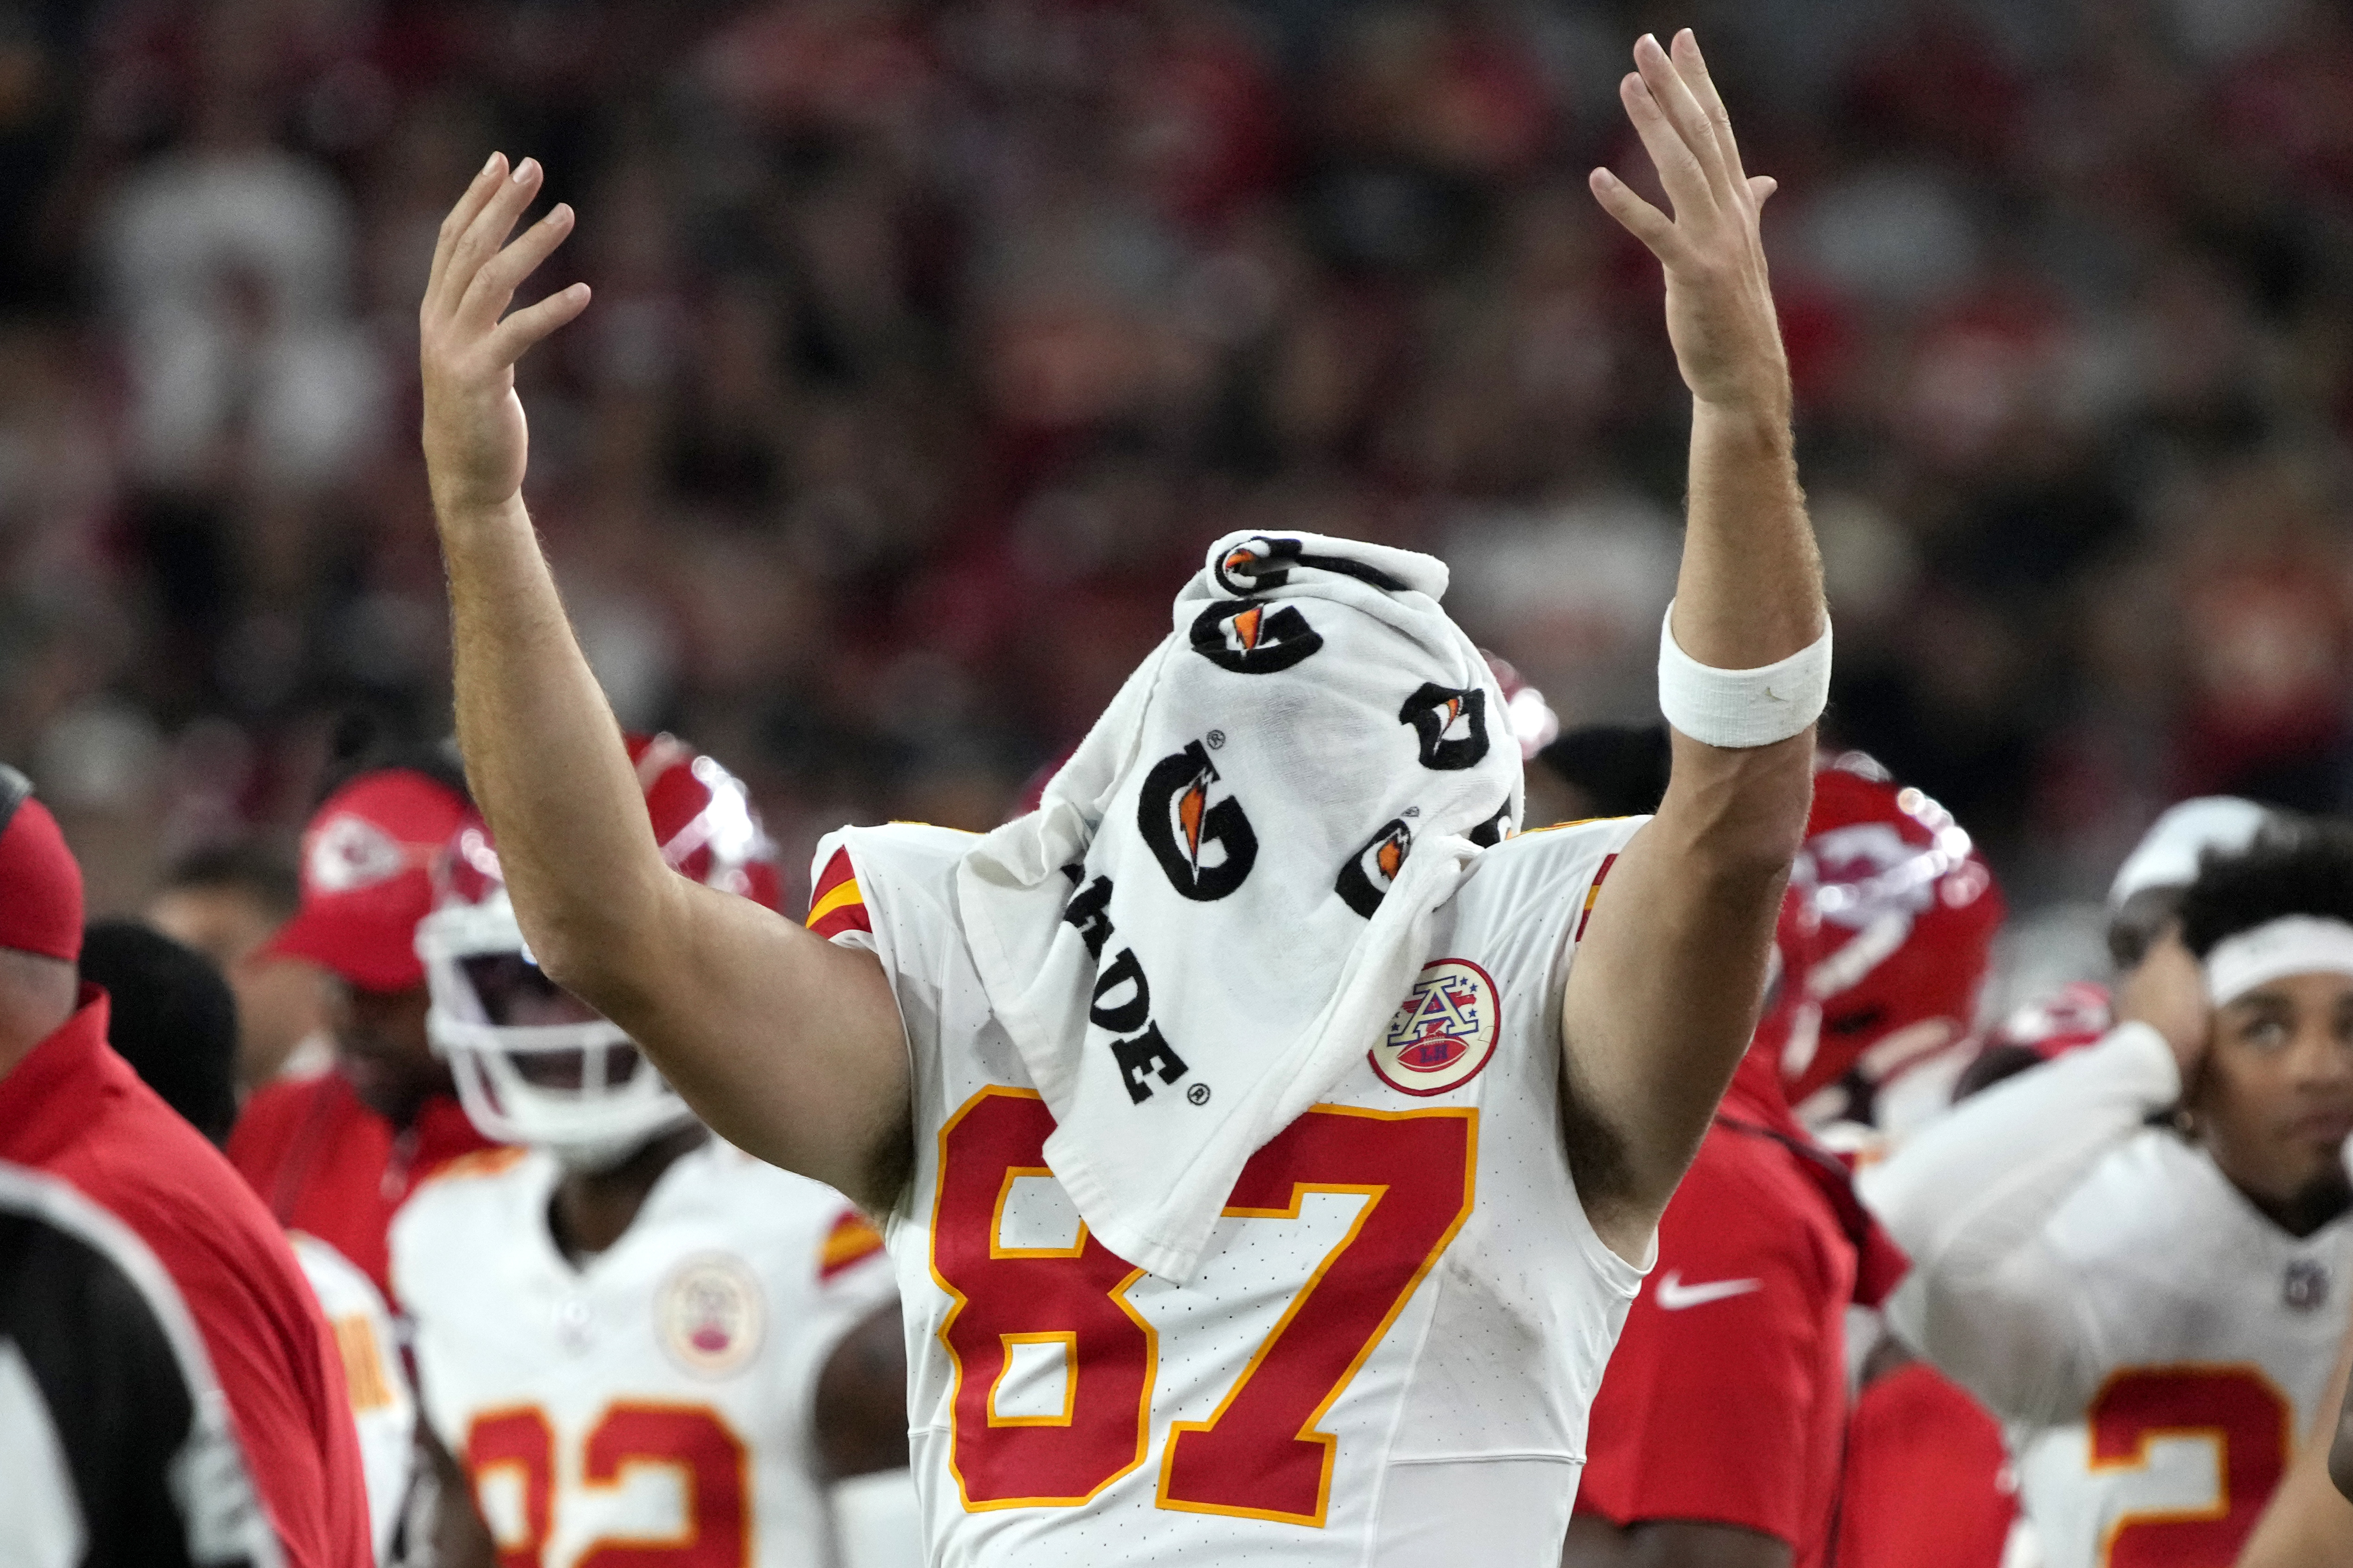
(417, 28, 1824, 1567)
(1869, 822, 2353, 1568)
(390, 734, 916, 1568)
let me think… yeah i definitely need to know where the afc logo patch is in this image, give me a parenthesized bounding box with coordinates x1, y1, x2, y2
(657, 1254, 766, 1378)
(1370, 959, 1501, 1097)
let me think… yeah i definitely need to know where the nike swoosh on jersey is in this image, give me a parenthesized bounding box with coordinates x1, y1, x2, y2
(1653, 1270, 1763, 1310)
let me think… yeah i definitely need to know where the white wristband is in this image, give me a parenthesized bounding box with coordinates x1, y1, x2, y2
(1656, 602, 1831, 748)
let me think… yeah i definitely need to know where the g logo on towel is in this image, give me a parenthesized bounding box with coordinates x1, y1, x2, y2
(1139, 742, 1259, 901)
(1399, 683, 1491, 771)
(1189, 598, 1324, 674)
(1336, 818, 1413, 918)
(1211, 534, 1412, 596)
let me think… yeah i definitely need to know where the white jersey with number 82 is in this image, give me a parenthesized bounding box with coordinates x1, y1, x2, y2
(392, 1140, 897, 1568)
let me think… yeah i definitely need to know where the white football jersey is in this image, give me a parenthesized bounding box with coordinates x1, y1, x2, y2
(809, 815, 1650, 1568)
(290, 1232, 414, 1564)
(390, 1139, 898, 1568)
(2008, 1131, 2353, 1568)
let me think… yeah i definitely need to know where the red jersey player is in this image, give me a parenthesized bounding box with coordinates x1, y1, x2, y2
(0, 765, 371, 1568)
(417, 29, 1826, 1566)
(1568, 758, 1971, 1568)
(229, 760, 497, 1299)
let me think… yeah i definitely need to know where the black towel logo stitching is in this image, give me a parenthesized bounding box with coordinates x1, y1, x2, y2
(1399, 683, 1490, 771)
(1138, 742, 1258, 901)
(1335, 818, 1413, 918)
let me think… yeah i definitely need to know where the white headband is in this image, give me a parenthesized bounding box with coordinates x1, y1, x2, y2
(2205, 915, 2353, 1007)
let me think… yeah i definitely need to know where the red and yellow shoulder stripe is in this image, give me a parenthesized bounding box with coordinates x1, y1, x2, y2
(1574, 852, 1620, 942)
(805, 847, 871, 940)
(819, 1207, 886, 1279)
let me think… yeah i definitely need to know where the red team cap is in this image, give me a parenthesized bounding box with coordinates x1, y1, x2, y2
(262, 768, 471, 994)
(1761, 754, 2005, 1114)
(0, 766, 83, 963)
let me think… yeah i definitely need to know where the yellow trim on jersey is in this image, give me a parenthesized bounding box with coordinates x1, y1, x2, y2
(1152, 1103, 1480, 1529)
(804, 876, 866, 930)
(930, 1086, 1159, 1513)
(2085, 1361, 2292, 1562)
(989, 1166, 1088, 1259)
(413, 1144, 532, 1192)
(987, 1332, 1081, 1427)
(577, 1399, 753, 1562)
(820, 1214, 885, 1273)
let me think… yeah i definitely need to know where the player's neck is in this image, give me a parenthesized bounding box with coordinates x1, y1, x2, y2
(547, 1124, 712, 1264)
(2234, 1164, 2353, 1240)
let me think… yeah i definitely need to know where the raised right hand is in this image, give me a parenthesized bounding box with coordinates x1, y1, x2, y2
(419, 153, 590, 521)
(2117, 926, 2211, 1081)
(1588, 30, 1789, 421)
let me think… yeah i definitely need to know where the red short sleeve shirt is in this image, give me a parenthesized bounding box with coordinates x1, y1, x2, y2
(0, 990, 372, 1568)
(1574, 1099, 1857, 1566)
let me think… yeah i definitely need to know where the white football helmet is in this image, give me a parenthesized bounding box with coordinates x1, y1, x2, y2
(413, 734, 782, 1169)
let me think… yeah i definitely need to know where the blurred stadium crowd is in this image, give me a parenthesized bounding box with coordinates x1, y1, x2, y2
(5, 0, 2353, 922)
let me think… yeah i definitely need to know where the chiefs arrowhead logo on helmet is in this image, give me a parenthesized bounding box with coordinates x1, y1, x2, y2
(1138, 741, 1258, 901)
(1189, 597, 1324, 674)
(1399, 682, 1491, 772)
(1336, 817, 1413, 917)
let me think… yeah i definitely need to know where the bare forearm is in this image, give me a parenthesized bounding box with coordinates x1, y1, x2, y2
(439, 496, 675, 999)
(1563, 30, 1821, 1254)
(1675, 401, 1818, 666)
(417, 154, 913, 1204)
(1570, 402, 1819, 1213)
(422, 1422, 497, 1568)
(1657, 401, 1820, 872)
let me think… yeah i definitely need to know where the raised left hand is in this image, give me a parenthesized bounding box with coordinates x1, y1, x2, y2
(1590, 30, 1790, 420)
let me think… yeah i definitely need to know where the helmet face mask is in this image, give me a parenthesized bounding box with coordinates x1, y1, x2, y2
(417, 883, 695, 1169)
(415, 736, 784, 1168)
